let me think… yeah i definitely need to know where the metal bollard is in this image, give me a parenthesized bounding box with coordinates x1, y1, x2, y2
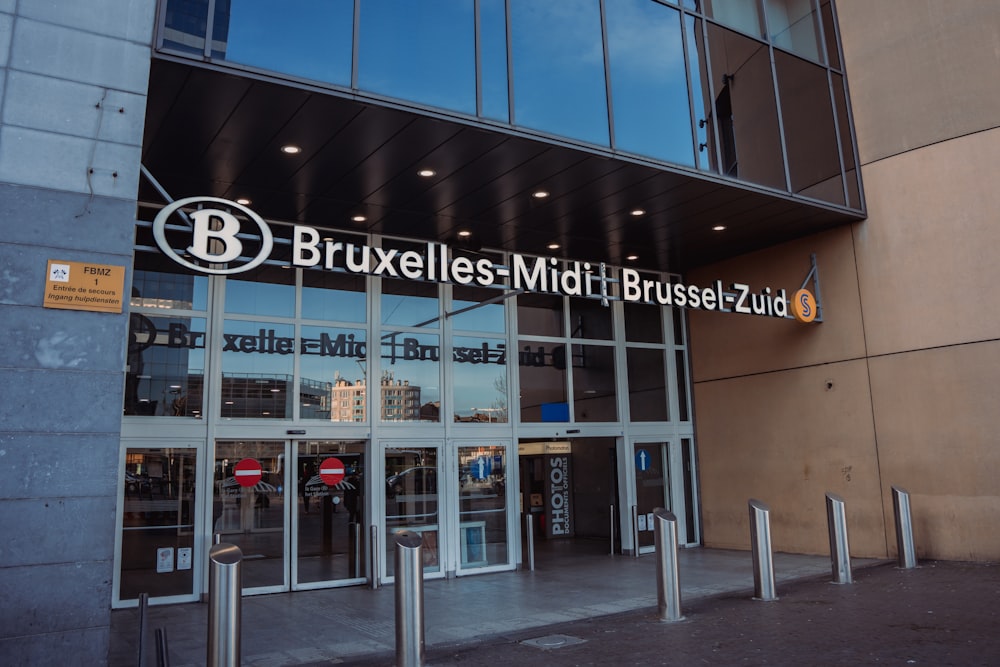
(749, 499, 777, 601)
(207, 542, 243, 667)
(610, 504, 616, 556)
(524, 513, 535, 571)
(394, 530, 425, 667)
(892, 486, 917, 569)
(370, 525, 380, 590)
(826, 493, 853, 584)
(632, 505, 640, 558)
(137, 592, 150, 667)
(653, 508, 683, 622)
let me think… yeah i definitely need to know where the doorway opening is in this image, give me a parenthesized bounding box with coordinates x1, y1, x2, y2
(518, 438, 619, 567)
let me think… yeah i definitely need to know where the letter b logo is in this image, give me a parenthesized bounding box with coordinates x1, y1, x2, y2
(188, 209, 243, 263)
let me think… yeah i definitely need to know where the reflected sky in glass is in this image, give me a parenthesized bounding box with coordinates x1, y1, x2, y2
(224, 0, 353, 85)
(510, 0, 609, 145)
(606, 0, 694, 166)
(358, 0, 476, 115)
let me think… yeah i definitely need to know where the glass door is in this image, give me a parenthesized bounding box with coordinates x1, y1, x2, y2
(294, 440, 367, 588)
(383, 443, 442, 579)
(213, 440, 289, 593)
(633, 440, 672, 554)
(115, 444, 202, 606)
(455, 442, 510, 573)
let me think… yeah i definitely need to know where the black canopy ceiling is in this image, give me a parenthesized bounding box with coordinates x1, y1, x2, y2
(140, 58, 864, 274)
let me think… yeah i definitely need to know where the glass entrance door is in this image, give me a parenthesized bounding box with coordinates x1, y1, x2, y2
(456, 443, 510, 573)
(633, 441, 673, 554)
(213, 440, 288, 592)
(384, 444, 442, 579)
(294, 440, 367, 588)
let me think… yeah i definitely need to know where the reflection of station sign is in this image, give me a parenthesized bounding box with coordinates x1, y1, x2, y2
(234, 458, 263, 487)
(43, 259, 125, 313)
(636, 449, 651, 472)
(471, 456, 492, 480)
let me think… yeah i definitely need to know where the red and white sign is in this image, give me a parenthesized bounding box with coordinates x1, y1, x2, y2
(234, 458, 263, 487)
(319, 457, 346, 486)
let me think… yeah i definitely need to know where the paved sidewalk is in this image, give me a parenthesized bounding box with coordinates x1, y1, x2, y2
(345, 560, 1000, 667)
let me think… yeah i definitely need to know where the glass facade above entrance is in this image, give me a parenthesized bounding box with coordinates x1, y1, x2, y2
(157, 0, 861, 209)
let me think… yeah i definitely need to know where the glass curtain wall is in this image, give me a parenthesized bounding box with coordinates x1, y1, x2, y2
(157, 0, 860, 209)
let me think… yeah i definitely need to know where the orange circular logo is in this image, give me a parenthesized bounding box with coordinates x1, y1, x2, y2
(791, 289, 818, 323)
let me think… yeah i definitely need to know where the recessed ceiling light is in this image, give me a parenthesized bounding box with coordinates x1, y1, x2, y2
(626, 254, 639, 261)
(532, 190, 550, 199)
(235, 197, 251, 206)
(280, 144, 302, 154)
(547, 243, 560, 250)
(630, 209, 646, 216)
(352, 215, 367, 222)
(417, 169, 436, 177)
(458, 230, 471, 237)
(713, 225, 727, 231)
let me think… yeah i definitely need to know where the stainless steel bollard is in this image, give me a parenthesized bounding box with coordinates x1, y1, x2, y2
(207, 543, 243, 667)
(524, 513, 535, 571)
(632, 504, 640, 558)
(370, 525, 380, 590)
(653, 508, 683, 622)
(610, 504, 616, 556)
(394, 530, 425, 667)
(892, 486, 917, 569)
(748, 499, 777, 601)
(826, 493, 853, 584)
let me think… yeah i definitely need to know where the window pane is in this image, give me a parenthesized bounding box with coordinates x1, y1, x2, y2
(381, 278, 439, 328)
(458, 445, 508, 568)
(573, 344, 617, 422)
(706, 22, 785, 188)
(624, 300, 663, 343)
(132, 226, 209, 310)
(220, 0, 353, 85)
(302, 269, 366, 323)
(517, 292, 563, 337)
(775, 51, 844, 204)
(358, 0, 476, 115)
(480, 0, 510, 121)
(220, 320, 295, 418)
(451, 283, 506, 333)
(518, 339, 568, 422)
(225, 266, 295, 318)
(301, 326, 368, 421)
(161, 0, 209, 55)
(453, 336, 508, 423)
(704, 0, 764, 38)
(569, 297, 613, 340)
(379, 331, 440, 422)
(606, 1, 694, 166)
(832, 73, 861, 209)
(674, 349, 690, 421)
(765, 0, 823, 64)
(510, 0, 609, 145)
(125, 315, 205, 417)
(820, 0, 841, 70)
(627, 348, 668, 421)
(119, 448, 197, 600)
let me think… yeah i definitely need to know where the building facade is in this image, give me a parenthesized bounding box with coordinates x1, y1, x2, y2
(0, 0, 997, 663)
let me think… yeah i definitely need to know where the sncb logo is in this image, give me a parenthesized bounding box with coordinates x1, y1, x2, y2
(152, 197, 274, 275)
(791, 289, 818, 323)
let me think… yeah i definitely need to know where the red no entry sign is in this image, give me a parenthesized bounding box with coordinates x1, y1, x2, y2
(234, 458, 263, 487)
(319, 457, 346, 486)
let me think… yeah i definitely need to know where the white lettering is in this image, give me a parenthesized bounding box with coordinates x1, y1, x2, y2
(292, 226, 321, 267)
(187, 209, 242, 263)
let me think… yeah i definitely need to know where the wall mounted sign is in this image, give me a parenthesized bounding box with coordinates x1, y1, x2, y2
(152, 197, 819, 322)
(44, 259, 125, 313)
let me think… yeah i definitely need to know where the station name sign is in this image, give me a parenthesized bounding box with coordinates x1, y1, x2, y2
(153, 197, 817, 322)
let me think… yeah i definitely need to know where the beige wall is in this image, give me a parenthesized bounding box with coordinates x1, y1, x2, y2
(688, 2, 1000, 561)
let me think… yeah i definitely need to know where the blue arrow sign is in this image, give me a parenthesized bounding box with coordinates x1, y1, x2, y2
(636, 449, 651, 472)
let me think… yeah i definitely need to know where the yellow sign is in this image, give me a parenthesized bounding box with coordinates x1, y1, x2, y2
(44, 260, 126, 314)
(790, 288, 818, 323)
